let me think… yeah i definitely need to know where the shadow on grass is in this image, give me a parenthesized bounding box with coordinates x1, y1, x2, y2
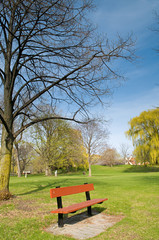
(124, 165, 159, 173)
(17, 180, 68, 196)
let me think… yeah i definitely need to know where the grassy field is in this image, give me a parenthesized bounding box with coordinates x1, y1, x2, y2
(0, 165, 159, 240)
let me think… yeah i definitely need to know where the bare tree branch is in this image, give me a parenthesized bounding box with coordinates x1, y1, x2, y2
(14, 115, 88, 138)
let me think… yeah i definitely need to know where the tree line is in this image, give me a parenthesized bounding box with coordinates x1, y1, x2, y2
(9, 118, 88, 176)
(2, 114, 126, 178)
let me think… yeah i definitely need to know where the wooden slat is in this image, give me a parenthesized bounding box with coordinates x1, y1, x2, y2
(51, 198, 108, 214)
(50, 184, 94, 198)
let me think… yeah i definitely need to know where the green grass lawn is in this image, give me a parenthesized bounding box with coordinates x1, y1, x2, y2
(0, 165, 159, 240)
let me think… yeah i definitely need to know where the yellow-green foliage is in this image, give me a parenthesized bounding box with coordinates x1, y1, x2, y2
(126, 108, 159, 165)
(32, 119, 88, 172)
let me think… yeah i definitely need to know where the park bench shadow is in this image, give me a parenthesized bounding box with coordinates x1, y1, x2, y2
(63, 209, 105, 226)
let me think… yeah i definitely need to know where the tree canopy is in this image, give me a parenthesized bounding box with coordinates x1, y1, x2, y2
(126, 108, 159, 165)
(32, 117, 88, 174)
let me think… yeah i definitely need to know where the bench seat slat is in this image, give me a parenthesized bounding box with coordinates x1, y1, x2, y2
(51, 198, 108, 214)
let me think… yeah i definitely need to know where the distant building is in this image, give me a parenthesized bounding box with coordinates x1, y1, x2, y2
(125, 156, 136, 165)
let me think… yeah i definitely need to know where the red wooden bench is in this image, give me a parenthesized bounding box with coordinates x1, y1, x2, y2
(50, 183, 108, 227)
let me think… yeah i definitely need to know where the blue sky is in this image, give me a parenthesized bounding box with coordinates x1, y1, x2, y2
(92, 0, 159, 154)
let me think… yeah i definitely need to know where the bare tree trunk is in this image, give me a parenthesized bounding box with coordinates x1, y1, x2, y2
(88, 155, 92, 177)
(45, 165, 52, 176)
(15, 143, 21, 177)
(0, 127, 13, 198)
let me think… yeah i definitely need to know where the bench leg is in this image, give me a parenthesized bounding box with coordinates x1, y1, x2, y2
(58, 213, 64, 227)
(87, 206, 92, 216)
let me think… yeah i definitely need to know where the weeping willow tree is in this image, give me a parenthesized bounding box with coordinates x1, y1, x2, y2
(126, 108, 159, 165)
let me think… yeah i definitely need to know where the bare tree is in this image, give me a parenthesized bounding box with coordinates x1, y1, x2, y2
(0, 0, 135, 198)
(99, 147, 121, 166)
(120, 143, 130, 163)
(79, 120, 108, 176)
(16, 142, 33, 174)
(13, 115, 28, 177)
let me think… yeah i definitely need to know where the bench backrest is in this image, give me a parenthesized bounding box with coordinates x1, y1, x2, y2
(50, 183, 94, 198)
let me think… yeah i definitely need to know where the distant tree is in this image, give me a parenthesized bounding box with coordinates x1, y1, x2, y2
(31, 156, 44, 174)
(32, 116, 88, 174)
(120, 143, 130, 163)
(11, 141, 34, 175)
(126, 108, 159, 165)
(64, 128, 88, 172)
(17, 142, 34, 174)
(79, 120, 108, 176)
(99, 147, 121, 166)
(0, 0, 135, 198)
(13, 118, 29, 177)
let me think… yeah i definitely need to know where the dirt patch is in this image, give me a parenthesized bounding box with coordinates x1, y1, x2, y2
(0, 197, 50, 219)
(45, 211, 124, 239)
(16, 199, 37, 211)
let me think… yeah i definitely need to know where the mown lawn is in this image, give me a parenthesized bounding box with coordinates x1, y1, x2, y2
(0, 165, 159, 240)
